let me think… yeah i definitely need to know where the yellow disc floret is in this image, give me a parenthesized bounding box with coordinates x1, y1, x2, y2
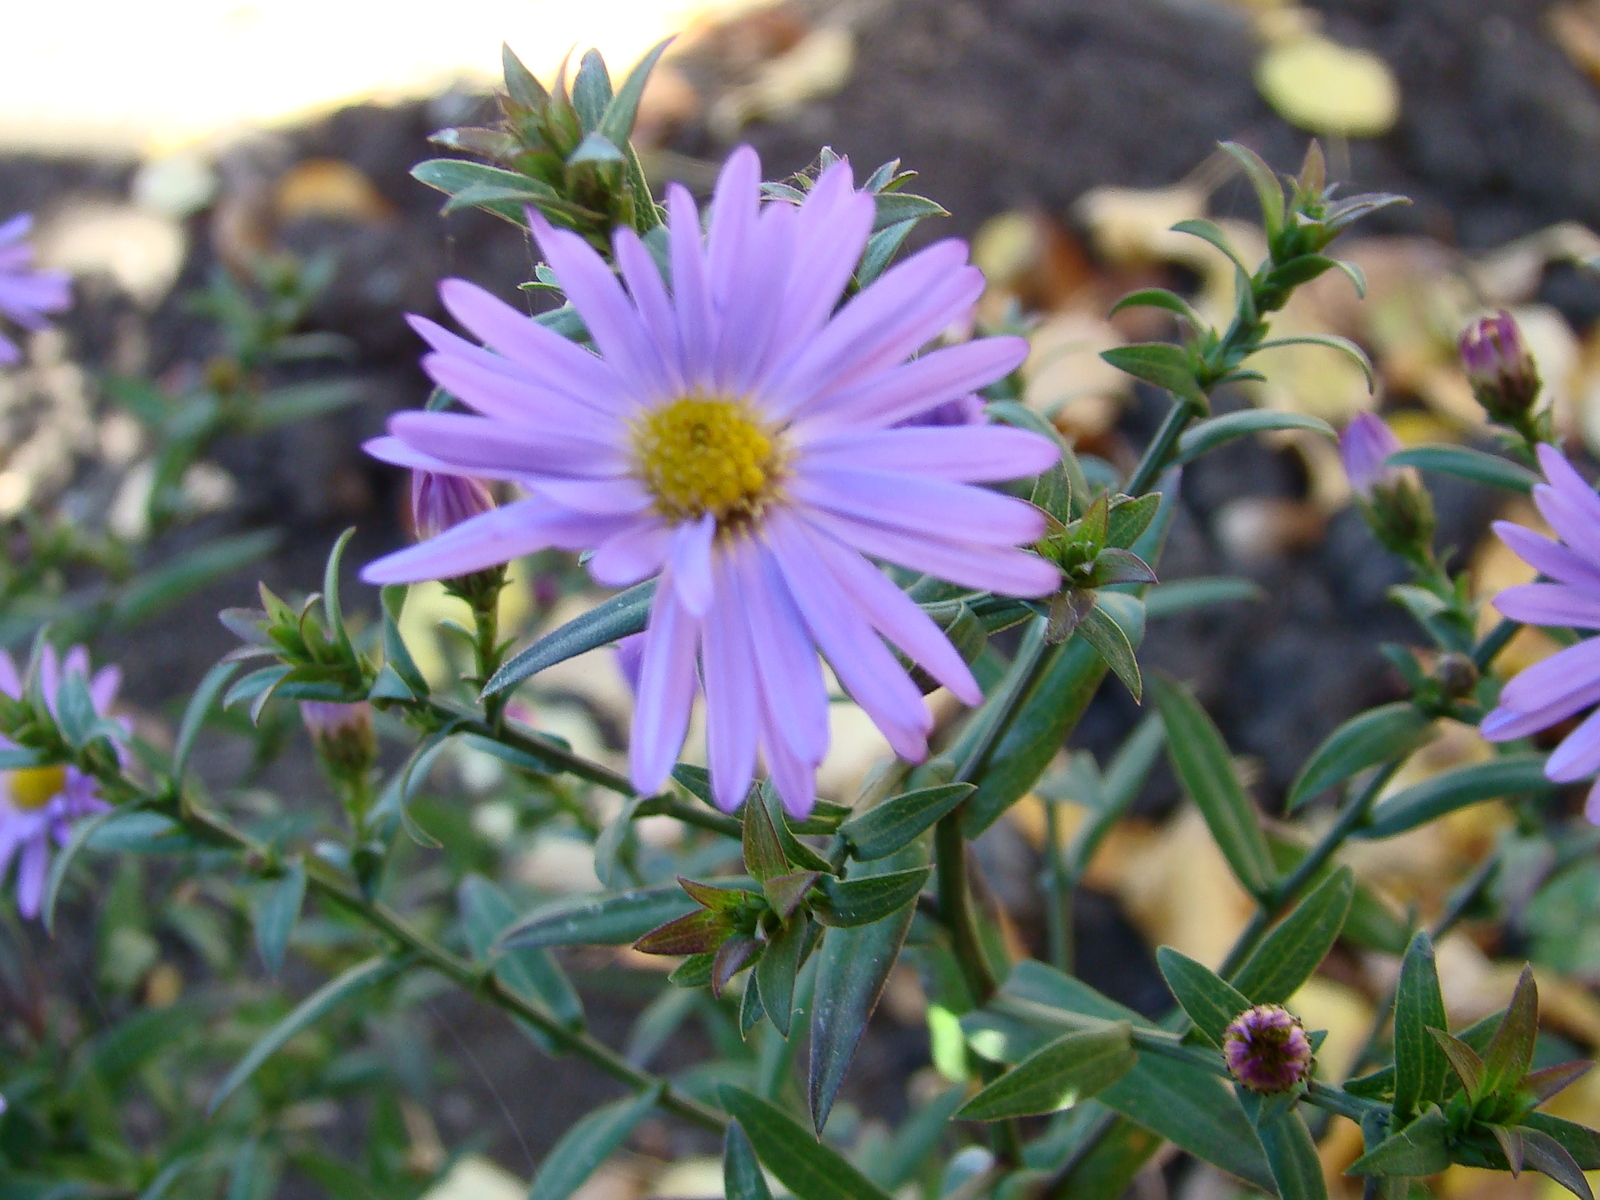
(7, 765, 66, 811)
(632, 396, 782, 524)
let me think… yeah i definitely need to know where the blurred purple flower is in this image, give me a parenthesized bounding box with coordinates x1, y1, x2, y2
(0, 214, 70, 367)
(0, 645, 118, 919)
(1482, 444, 1600, 822)
(1459, 310, 1540, 423)
(1339, 411, 1401, 498)
(361, 145, 1061, 815)
(411, 470, 494, 542)
(1223, 1004, 1314, 1093)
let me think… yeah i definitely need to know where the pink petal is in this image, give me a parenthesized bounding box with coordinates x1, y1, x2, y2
(791, 466, 1046, 545)
(390, 410, 624, 480)
(701, 551, 760, 810)
(667, 183, 715, 387)
(629, 575, 701, 794)
(1493, 522, 1600, 593)
(733, 537, 830, 764)
(669, 513, 716, 616)
(1493, 582, 1600, 629)
(614, 227, 684, 391)
(804, 506, 1060, 597)
(1548, 705, 1600, 781)
(801, 424, 1059, 482)
(588, 520, 673, 588)
(361, 498, 627, 584)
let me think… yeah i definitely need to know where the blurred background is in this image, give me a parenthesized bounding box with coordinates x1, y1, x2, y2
(11, 0, 1600, 1197)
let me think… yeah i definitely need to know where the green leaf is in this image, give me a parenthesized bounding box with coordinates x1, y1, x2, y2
(957, 1023, 1136, 1120)
(1170, 217, 1254, 276)
(1348, 1109, 1451, 1176)
(40, 808, 119, 933)
(1428, 1028, 1485, 1097)
(1522, 1128, 1596, 1200)
(567, 131, 625, 166)
(1156, 947, 1250, 1046)
(173, 659, 241, 781)
(1257, 1107, 1328, 1200)
(868, 1085, 968, 1190)
(742, 795, 789, 883)
(570, 49, 614, 131)
(809, 859, 919, 1133)
(460, 876, 584, 1040)
(1100, 342, 1207, 408)
(1361, 753, 1558, 839)
(528, 1087, 661, 1200)
(499, 887, 697, 949)
(1265, 832, 1410, 955)
(719, 1086, 893, 1200)
(1105, 493, 1163, 549)
(1108, 287, 1206, 331)
(635, 908, 735, 955)
(1253, 333, 1376, 392)
(113, 531, 280, 627)
(755, 915, 810, 1038)
(411, 159, 553, 223)
(253, 860, 306, 977)
(599, 37, 673, 146)
(1393, 932, 1450, 1122)
(1523, 1113, 1600, 1170)
(250, 379, 363, 428)
(839, 783, 974, 861)
(1482, 965, 1538, 1097)
(1143, 576, 1263, 619)
(484, 582, 653, 697)
(1289, 702, 1433, 811)
(209, 956, 401, 1115)
(1229, 867, 1353, 1004)
(321, 527, 356, 656)
(1387, 445, 1540, 495)
(813, 867, 931, 927)
(1151, 675, 1276, 900)
(1077, 601, 1143, 700)
(856, 218, 919, 288)
(1174, 410, 1336, 466)
(502, 42, 547, 108)
(1220, 141, 1286, 236)
(724, 1122, 774, 1200)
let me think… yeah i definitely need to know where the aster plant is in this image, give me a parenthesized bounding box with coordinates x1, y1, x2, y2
(0, 213, 69, 366)
(15, 44, 1600, 1200)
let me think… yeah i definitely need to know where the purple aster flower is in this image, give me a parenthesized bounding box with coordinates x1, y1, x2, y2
(1481, 445, 1600, 822)
(1339, 411, 1402, 498)
(0, 645, 118, 918)
(0, 214, 70, 367)
(411, 470, 495, 542)
(361, 146, 1061, 816)
(1223, 1004, 1314, 1093)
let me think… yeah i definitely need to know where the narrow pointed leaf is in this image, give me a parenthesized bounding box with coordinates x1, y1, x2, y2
(460, 876, 584, 1037)
(599, 37, 673, 146)
(1156, 947, 1249, 1047)
(1523, 1128, 1596, 1200)
(957, 1023, 1136, 1120)
(756, 915, 810, 1038)
(839, 783, 974, 861)
(174, 660, 242, 780)
(502, 43, 547, 108)
(1483, 966, 1540, 1097)
(40, 808, 120, 934)
(1348, 1108, 1451, 1176)
(1429, 1027, 1486, 1097)
(1220, 141, 1286, 235)
(1229, 866, 1353, 1004)
(1386, 445, 1540, 495)
(762, 871, 818, 923)
(743, 796, 789, 883)
(1078, 601, 1143, 700)
(719, 1086, 893, 1200)
(636, 908, 735, 956)
(501, 887, 696, 949)
(1361, 752, 1558, 839)
(484, 582, 654, 697)
(1100, 342, 1207, 408)
(1393, 932, 1450, 1121)
(528, 1087, 661, 1200)
(812, 867, 931, 927)
(1256, 1108, 1327, 1200)
(1523, 1113, 1600, 1169)
(1253, 333, 1376, 392)
(1108, 287, 1206, 330)
(253, 860, 306, 977)
(1151, 675, 1275, 899)
(1523, 1059, 1593, 1104)
(569, 49, 614, 130)
(724, 1122, 774, 1200)
(1174, 410, 1336, 466)
(1492, 1125, 1527, 1176)
(1289, 702, 1432, 811)
(209, 956, 401, 1114)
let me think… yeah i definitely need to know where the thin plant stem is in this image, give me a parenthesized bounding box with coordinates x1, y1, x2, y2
(1043, 801, 1074, 973)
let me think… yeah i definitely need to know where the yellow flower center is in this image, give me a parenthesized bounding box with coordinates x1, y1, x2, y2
(632, 396, 782, 524)
(8, 765, 66, 811)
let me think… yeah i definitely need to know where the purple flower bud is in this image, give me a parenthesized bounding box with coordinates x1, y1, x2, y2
(1223, 1004, 1315, 1093)
(410, 471, 494, 542)
(1339, 412, 1402, 499)
(300, 701, 376, 778)
(1459, 311, 1541, 425)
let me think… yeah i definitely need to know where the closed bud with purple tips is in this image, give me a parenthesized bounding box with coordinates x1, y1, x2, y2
(1223, 1004, 1314, 1094)
(411, 471, 494, 542)
(301, 701, 376, 781)
(1460, 311, 1541, 428)
(1341, 412, 1435, 563)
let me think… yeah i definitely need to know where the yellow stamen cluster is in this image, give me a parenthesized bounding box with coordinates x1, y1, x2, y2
(7, 765, 66, 811)
(632, 396, 781, 524)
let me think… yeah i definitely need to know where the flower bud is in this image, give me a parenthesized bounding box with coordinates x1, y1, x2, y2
(1341, 413, 1436, 561)
(1459, 311, 1541, 425)
(300, 701, 376, 779)
(1223, 1004, 1314, 1093)
(1431, 652, 1479, 701)
(411, 471, 494, 542)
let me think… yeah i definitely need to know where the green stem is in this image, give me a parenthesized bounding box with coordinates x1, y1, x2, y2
(1125, 400, 1199, 497)
(172, 800, 726, 1132)
(1473, 616, 1520, 671)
